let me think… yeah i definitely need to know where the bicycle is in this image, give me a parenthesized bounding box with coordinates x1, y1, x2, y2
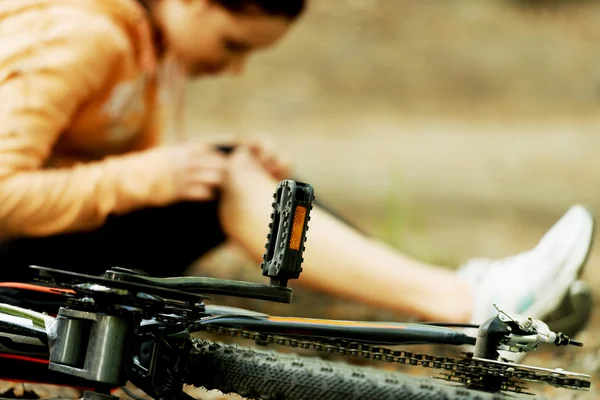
(0, 180, 593, 400)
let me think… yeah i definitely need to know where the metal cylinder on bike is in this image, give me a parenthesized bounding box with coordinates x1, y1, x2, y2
(474, 316, 511, 360)
(49, 307, 130, 386)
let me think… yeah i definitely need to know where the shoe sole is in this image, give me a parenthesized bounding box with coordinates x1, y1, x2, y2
(545, 280, 593, 336)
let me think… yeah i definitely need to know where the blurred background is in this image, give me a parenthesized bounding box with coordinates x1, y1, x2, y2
(188, 0, 600, 272)
(184, 0, 600, 398)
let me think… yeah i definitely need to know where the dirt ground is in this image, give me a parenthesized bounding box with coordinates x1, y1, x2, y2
(2, 0, 600, 399)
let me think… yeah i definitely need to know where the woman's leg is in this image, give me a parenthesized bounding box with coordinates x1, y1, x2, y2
(219, 149, 473, 322)
(219, 149, 595, 323)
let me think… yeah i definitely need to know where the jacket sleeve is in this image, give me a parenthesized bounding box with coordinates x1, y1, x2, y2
(0, 9, 178, 238)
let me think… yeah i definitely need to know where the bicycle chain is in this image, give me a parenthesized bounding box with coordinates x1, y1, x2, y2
(200, 324, 591, 395)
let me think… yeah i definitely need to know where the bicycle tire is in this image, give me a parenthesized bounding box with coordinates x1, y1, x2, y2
(185, 339, 544, 400)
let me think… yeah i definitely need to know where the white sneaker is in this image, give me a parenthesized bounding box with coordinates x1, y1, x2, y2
(459, 204, 595, 326)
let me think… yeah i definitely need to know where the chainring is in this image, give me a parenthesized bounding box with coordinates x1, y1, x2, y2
(198, 324, 591, 396)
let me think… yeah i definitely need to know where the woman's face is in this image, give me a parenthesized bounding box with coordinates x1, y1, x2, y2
(156, 0, 294, 77)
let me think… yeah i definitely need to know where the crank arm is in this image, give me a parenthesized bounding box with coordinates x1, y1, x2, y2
(195, 315, 476, 346)
(103, 270, 293, 303)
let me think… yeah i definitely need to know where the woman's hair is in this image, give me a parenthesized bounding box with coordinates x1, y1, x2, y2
(217, 0, 305, 19)
(137, 0, 305, 19)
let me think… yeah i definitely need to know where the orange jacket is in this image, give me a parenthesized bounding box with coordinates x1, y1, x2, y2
(0, 0, 181, 238)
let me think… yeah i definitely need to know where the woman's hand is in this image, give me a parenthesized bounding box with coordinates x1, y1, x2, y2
(216, 138, 293, 181)
(168, 140, 229, 201)
(244, 138, 292, 181)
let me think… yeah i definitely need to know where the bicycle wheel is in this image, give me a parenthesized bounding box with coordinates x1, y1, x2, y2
(185, 339, 543, 400)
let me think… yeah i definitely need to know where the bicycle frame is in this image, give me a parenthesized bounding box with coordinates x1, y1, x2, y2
(0, 275, 591, 399)
(0, 288, 468, 399)
(0, 180, 592, 399)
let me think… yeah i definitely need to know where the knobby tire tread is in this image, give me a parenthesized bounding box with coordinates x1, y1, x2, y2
(185, 339, 540, 400)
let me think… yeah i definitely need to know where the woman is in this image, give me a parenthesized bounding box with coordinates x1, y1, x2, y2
(0, 0, 593, 327)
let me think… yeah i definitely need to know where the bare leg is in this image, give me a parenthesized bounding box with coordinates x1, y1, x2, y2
(219, 149, 474, 322)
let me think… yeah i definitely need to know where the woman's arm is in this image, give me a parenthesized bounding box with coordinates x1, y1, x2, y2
(0, 9, 178, 238)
